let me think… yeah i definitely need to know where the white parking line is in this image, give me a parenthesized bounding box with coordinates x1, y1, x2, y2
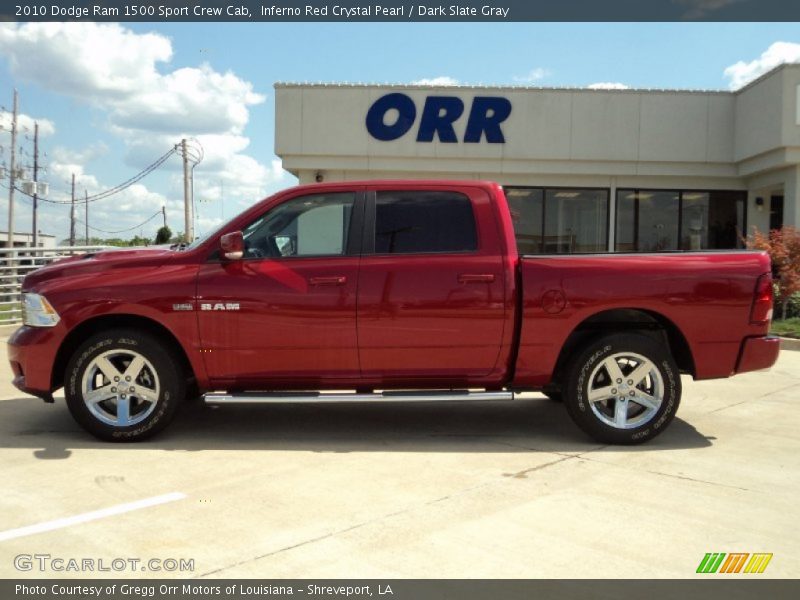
(0, 492, 187, 542)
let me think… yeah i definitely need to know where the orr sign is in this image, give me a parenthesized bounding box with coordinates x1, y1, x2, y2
(366, 93, 512, 143)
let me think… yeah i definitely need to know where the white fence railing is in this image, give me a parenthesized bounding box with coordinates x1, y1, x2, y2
(0, 246, 114, 326)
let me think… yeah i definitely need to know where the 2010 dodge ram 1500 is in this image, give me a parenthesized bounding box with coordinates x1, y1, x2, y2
(8, 180, 780, 443)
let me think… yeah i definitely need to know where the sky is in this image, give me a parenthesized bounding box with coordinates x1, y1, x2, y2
(1, 21, 800, 242)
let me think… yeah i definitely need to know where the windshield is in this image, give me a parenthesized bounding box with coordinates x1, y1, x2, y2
(184, 219, 231, 250)
(183, 203, 255, 250)
(183, 190, 290, 251)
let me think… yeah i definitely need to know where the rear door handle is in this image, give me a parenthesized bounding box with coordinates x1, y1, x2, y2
(458, 273, 496, 284)
(309, 276, 347, 286)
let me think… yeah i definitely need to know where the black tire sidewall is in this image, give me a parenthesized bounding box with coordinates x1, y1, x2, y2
(65, 329, 184, 442)
(564, 334, 681, 444)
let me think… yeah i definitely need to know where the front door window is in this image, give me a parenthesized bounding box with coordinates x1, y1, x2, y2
(242, 193, 355, 259)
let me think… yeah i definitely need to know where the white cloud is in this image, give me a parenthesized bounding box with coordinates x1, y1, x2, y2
(0, 22, 293, 240)
(48, 152, 102, 192)
(0, 23, 264, 138)
(108, 64, 264, 136)
(587, 82, 630, 90)
(723, 41, 800, 90)
(0, 111, 55, 136)
(512, 68, 551, 84)
(0, 23, 171, 97)
(50, 142, 108, 166)
(412, 76, 460, 86)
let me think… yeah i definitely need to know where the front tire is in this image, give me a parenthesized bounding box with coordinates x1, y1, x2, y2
(65, 329, 185, 442)
(563, 333, 681, 444)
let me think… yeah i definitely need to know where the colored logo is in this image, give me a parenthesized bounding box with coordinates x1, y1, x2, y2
(696, 552, 773, 574)
(366, 93, 512, 143)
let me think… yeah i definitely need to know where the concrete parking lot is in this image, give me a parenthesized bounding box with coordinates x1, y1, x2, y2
(0, 331, 798, 579)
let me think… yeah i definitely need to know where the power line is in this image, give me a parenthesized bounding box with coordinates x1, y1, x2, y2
(12, 146, 178, 205)
(3, 140, 183, 239)
(76, 210, 162, 235)
(83, 147, 177, 203)
(1, 180, 166, 238)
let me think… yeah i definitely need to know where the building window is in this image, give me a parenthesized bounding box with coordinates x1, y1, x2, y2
(770, 196, 784, 231)
(616, 189, 746, 252)
(506, 187, 609, 254)
(505, 188, 543, 254)
(375, 191, 477, 254)
(616, 191, 679, 252)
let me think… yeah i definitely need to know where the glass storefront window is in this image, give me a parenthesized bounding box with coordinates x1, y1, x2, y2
(616, 189, 746, 252)
(615, 191, 636, 252)
(545, 190, 609, 253)
(505, 188, 543, 254)
(680, 191, 745, 250)
(638, 191, 680, 252)
(506, 187, 608, 254)
(680, 192, 710, 250)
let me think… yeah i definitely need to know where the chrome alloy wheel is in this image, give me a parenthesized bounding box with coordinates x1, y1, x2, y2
(80, 349, 161, 427)
(586, 351, 664, 430)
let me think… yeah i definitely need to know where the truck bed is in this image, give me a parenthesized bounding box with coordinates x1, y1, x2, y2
(512, 250, 772, 387)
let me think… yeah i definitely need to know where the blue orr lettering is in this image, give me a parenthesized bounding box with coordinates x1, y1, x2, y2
(366, 93, 512, 143)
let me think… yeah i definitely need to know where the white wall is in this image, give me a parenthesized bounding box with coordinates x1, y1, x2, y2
(277, 85, 739, 177)
(277, 66, 800, 231)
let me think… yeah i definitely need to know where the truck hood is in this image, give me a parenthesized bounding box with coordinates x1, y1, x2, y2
(22, 247, 178, 291)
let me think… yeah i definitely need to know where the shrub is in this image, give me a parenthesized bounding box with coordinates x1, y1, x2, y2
(748, 226, 800, 320)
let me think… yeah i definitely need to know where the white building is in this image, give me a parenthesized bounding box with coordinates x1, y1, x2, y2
(275, 63, 800, 253)
(0, 231, 56, 249)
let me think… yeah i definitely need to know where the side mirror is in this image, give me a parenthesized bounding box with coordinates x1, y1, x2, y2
(220, 231, 244, 260)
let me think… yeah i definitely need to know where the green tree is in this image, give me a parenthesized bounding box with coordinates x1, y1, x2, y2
(128, 235, 151, 247)
(155, 225, 172, 244)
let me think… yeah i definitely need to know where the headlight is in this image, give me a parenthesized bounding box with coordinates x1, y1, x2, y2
(22, 293, 61, 327)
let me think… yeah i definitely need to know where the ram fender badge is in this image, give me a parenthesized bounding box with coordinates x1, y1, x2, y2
(200, 303, 240, 311)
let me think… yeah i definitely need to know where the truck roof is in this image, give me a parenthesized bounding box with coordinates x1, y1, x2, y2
(284, 179, 501, 193)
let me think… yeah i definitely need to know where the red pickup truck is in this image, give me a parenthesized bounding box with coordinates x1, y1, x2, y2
(8, 180, 779, 444)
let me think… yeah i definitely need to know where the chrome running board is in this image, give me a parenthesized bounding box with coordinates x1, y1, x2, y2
(204, 390, 514, 404)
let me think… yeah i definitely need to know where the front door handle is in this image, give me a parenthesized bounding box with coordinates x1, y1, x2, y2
(309, 276, 347, 286)
(458, 273, 496, 284)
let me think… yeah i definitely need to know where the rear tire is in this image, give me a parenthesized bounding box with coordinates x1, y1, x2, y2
(563, 333, 681, 445)
(65, 329, 185, 442)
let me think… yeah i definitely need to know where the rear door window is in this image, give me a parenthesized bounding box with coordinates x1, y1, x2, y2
(374, 191, 477, 254)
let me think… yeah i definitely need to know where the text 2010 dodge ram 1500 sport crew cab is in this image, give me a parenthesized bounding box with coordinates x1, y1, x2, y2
(8, 181, 780, 444)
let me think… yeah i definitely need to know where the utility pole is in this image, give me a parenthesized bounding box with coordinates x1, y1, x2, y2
(181, 138, 193, 242)
(162, 205, 166, 228)
(84, 190, 89, 245)
(6, 89, 18, 252)
(69, 173, 76, 247)
(32, 121, 39, 248)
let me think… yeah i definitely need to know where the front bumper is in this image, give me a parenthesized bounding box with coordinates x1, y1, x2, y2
(735, 335, 781, 374)
(7, 325, 65, 400)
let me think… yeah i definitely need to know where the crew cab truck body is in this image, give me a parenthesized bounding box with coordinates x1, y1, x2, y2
(8, 180, 780, 443)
